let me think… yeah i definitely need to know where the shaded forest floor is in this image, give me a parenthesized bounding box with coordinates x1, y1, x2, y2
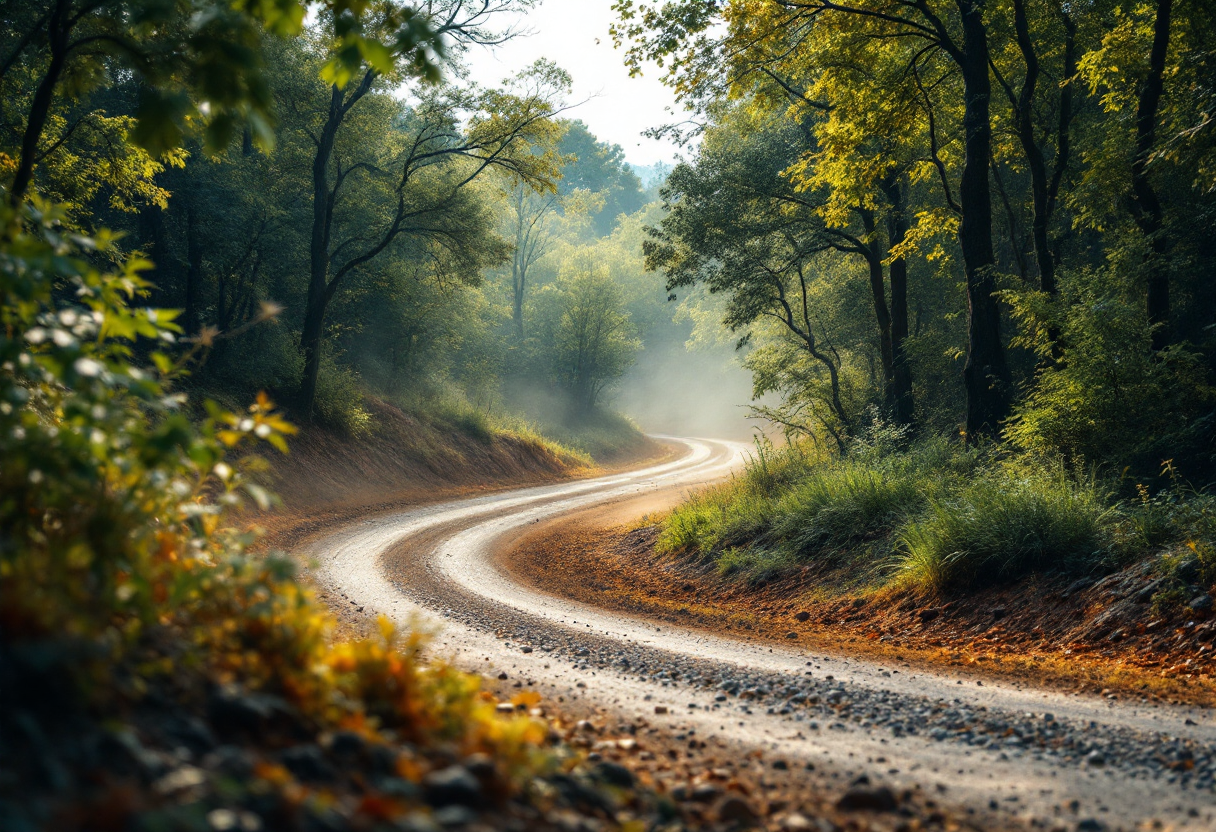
(504, 513, 1216, 710)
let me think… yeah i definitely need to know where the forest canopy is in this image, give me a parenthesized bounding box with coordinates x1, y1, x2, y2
(0, 0, 701, 446)
(615, 0, 1216, 480)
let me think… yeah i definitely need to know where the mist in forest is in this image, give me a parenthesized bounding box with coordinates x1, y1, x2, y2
(614, 343, 758, 441)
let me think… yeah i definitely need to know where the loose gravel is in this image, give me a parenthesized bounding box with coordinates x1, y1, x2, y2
(304, 437, 1216, 832)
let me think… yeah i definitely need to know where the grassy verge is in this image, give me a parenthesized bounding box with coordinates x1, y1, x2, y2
(309, 371, 655, 471)
(660, 433, 1216, 610)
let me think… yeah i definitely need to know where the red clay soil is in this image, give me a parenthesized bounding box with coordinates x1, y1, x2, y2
(504, 511, 1216, 709)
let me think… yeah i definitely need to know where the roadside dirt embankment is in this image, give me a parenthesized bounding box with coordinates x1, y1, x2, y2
(504, 509, 1216, 709)
(257, 395, 666, 552)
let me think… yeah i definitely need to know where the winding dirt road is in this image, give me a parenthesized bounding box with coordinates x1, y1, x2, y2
(300, 438, 1216, 832)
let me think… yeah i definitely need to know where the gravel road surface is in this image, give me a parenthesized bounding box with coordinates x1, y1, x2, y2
(300, 437, 1216, 831)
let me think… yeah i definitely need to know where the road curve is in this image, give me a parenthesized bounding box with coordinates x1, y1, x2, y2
(301, 437, 1216, 832)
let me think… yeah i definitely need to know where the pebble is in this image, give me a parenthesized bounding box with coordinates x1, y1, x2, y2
(423, 765, 482, 808)
(402, 542, 1216, 805)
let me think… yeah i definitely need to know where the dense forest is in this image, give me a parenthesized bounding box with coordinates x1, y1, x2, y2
(610, 0, 1216, 593)
(1, 0, 716, 458)
(4, 0, 1216, 829)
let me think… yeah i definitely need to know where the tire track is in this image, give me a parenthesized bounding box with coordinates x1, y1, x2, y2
(302, 437, 1216, 831)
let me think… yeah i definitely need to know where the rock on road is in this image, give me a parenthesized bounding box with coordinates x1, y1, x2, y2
(299, 437, 1216, 831)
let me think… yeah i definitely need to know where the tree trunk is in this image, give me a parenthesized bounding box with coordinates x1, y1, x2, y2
(1010, 0, 1057, 297)
(957, 0, 1010, 441)
(9, 0, 69, 206)
(184, 200, 203, 336)
(883, 178, 914, 429)
(511, 257, 525, 340)
(138, 201, 172, 305)
(299, 86, 345, 419)
(859, 208, 895, 409)
(1129, 0, 1173, 351)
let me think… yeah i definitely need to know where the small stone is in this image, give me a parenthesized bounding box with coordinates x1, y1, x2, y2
(1084, 751, 1106, 767)
(691, 783, 723, 802)
(1176, 557, 1200, 583)
(326, 730, 366, 764)
(794, 611, 811, 622)
(202, 745, 256, 779)
(1135, 580, 1160, 603)
(917, 608, 939, 623)
(521, 646, 533, 653)
(497, 672, 508, 680)
(991, 607, 1007, 619)
(772, 759, 789, 770)
(594, 760, 634, 788)
(432, 805, 478, 828)
(836, 785, 899, 812)
(463, 752, 497, 781)
(1076, 820, 1108, 832)
(716, 795, 759, 825)
(279, 744, 334, 783)
(780, 813, 814, 832)
(423, 765, 482, 808)
(1189, 594, 1213, 613)
(785, 631, 799, 639)
(654, 705, 668, 715)
(154, 766, 207, 796)
(1064, 578, 1095, 597)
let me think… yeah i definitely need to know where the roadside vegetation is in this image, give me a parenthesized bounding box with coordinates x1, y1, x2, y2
(661, 426, 1216, 610)
(618, 0, 1216, 614)
(0, 2, 694, 831)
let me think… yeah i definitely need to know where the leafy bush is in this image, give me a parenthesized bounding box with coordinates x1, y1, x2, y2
(0, 197, 562, 824)
(896, 469, 1114, 590)
(1004, 271, 1216, 479)
(313, 353, 373, 437)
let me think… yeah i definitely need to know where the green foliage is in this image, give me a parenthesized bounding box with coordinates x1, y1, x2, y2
(0, 193, 571, 828)
(896, 469, 1114, 591)
(0, 193, 294, 636)
(529, 264, 641, 413)
(313, 353, 373, 437)
(660, 431, 1129, 592)
(1004, 271, 1216, 477)
(556, 119, 645, 235)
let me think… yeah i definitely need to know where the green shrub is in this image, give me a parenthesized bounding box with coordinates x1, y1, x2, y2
(660, 434, 980, 567)
(770, 465, 924, 556)
(897, 469, 1114, 590)
(1004, 271, 1216, 479)
(313, 354, 373, 437)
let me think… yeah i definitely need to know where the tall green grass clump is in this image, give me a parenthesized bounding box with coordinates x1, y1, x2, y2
(659, 432, 984, 579)
(897, 469, 1113, 590)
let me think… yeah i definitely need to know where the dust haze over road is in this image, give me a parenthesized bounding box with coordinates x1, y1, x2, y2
(301, 438, 1216, 832)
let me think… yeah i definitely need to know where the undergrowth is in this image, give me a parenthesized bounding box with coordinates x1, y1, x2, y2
(0, 199, 577, 830)
(661, 425, 1215, 596)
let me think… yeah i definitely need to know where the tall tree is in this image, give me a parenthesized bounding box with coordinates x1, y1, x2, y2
(503, 181, 559, 340)
(615, 0, 1012, 439)
(296, 0, 564, 416)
